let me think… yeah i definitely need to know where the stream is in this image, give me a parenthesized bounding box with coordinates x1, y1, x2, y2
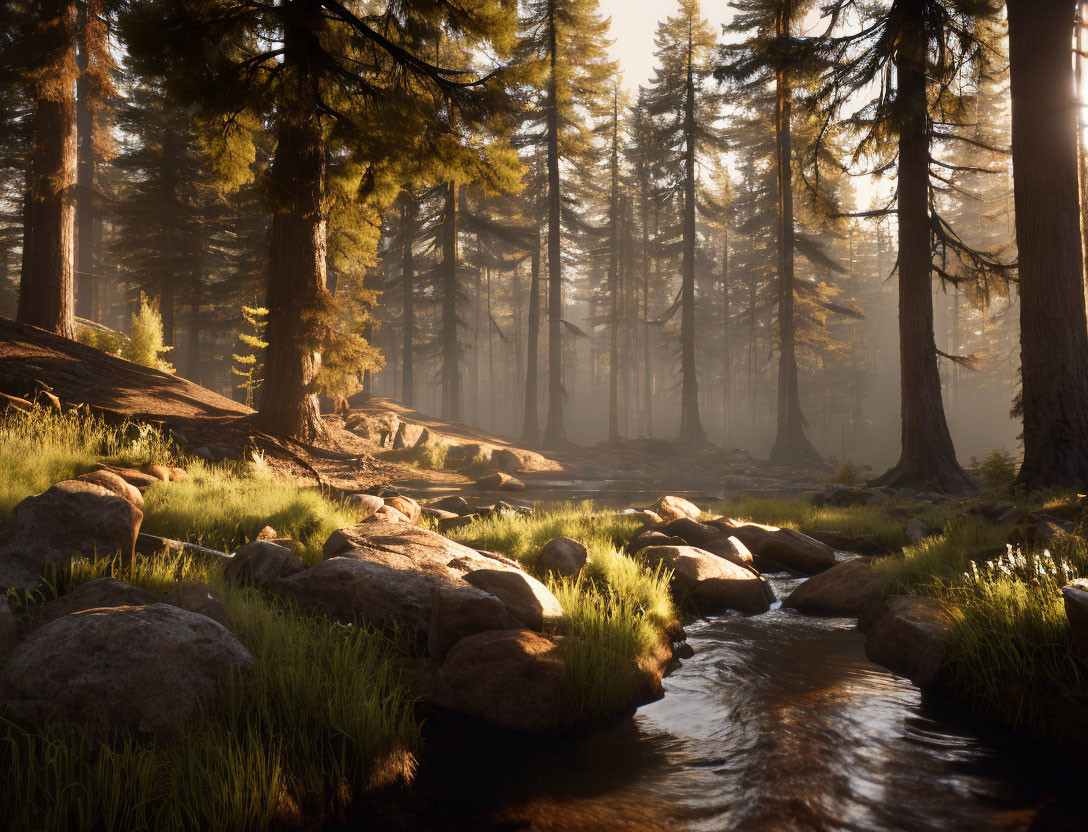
(353, 486, 1085, 831)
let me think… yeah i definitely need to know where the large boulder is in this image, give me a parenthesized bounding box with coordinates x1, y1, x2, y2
(475, 472, 526, 492)
(30, 577, 154, 631)
(463, 568, 564, 631)
(0, 480, 143, 593)
(392, 422, 426, 449)
(1062, 579, 1088, 660)
(537, 537, 588, 578)
(661, 517, 721, 547)
(490, 448, 523, 474)
(0, 596, 17, 653)
(323, 521, 500, 576)
(429, 495, 473, 516)
(710, 519, 835, 574)
(1, 603, 252, 733)
(626, 529, 687, 557)
(784, 558, 882, 617)
(224, 541, 304, 588)
(863, 595, 954, 687)
(365, 504, 411, 524)
(438, 629, 570, 733)
(650, 495, 701, 523)
(638, 545, 772, 615)
(427, 584, 516, 661)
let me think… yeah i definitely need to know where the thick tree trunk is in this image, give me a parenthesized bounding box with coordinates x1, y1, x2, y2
(18, 0, 78, 339)
(543, 14, 565, 446)
(678, 49, 704, 446)
(1008, 0, 1088, 487)
(872, 7, 975, 494)
(75, 2, 97, 322)
(400, 193, 416, 408)
(440, 180, 461, 421)
(522, 230, 542, 444)
(768, 9, 821, 467)
(258, 5, 328, 440)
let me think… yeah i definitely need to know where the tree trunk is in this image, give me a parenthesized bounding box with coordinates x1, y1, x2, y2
(543, 11, 565, 446)
(400, 193, 416, 408)
(18, 0, 78, 339)
(607, 97, 621, 444)
(1008, 0, 1088, 487)
(722, 223, 732, 446)
(678, 43, 704, 446)
(872, 3, 975, 494)
(522, 228, 542, 444)
(440, 180, 461, 421)
(768, 6, 821, 467)
(258, 3, 327, 440)
(75, 1, 97, 322)
(187, 277, 201, 384)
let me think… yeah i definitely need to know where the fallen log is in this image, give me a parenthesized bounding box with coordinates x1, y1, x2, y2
(135, 533, 233, 566)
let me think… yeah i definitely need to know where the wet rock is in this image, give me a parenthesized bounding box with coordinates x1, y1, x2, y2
(711, 519, 835, 574)
(863, 595, 954, 687)
(697, 534, 756, 569)
(1062, 579, 1088, 661)
(348, 493, 386, 518)
(463, 568, 564, 631)
(638, 545, 772, 615)
(1, 603, 252, 733)
(438, 629, 569, 733)
(785, 558, 882, 617)
(74, 469, 144, 509)
(650, 495, 701, 523)
(428, 584, 516, 661)
(429, 495, 473, 516)
(475, 472, 526, 492)
(490, 448, 523, 474)
(224, 541, 304, 588)
(537, 537, 588, 578)
(30, 578, 154, 632)
(386, 495, 422, 524)
(0, 480, 143, 593)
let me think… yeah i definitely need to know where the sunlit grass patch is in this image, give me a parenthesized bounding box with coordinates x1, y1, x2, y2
(0, 556, 418, 831)
(874, 518, 1008, 595)
(140, 460, 361, 563)
(710, 496, 908, 549)
(380, 437, 452, 470)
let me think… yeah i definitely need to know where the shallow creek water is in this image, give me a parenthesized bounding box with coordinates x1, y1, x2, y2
(352, 488, 1085, 831)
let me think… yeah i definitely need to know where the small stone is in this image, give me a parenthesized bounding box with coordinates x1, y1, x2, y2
(475, 472, 526, 492)
(225, 541, 304, 588)
(255, 526, 279, 541)
(537, 537, 588, 578)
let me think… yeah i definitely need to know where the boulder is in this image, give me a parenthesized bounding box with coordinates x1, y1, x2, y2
(429, 495, 473, 516)
(255, 525, 279, 541)
(537, 537, 588, 578)
(94, 464, 160, 490)
(490, 448, 523, 474)
(386, 495, 421, 524)
(638, 545, 772, 615)
(272, 556, 458, 638)
(805, 530, 892, 557)
(627, 530, 687, 556)
(620, 508, 663, 527)
(0, 596, 18, 653)
(439, 515, 476, 534)
(421, 507, 460, 521)
(650, 495, 701, 523)
(814, 486, 874, 508)
(74, 470, 144, 509)
(1062, 579, 1088, 660)
(345, 412, 399, 447)
(1, 604, 253, 733)
(784, 558, 882, 617)
(224, 540, 304, 588)
(711, 519, 835, 574)
(365, 504, 410, 524)
(0, 480, 143, 593)
(462, 568, 564, 631)
(160, 581, 230, 628)
(348, 493, 385, 518)
(1008, 516, 1075, 549)
(863, 595, 954, 687)
(475, 472, 526, 492)
(446, 442, 490, 467)
(903, 519, 935, 545)
(323, 521, 499, 575)
(427, 584, 516, 661)
(697, 534, 756, 569)
(392, 422, 426, 450)
(145, 464, 172, 482)
(438, 629, 570, 733)
(30, 577, 155, 631)
(661, 517, 721, 547)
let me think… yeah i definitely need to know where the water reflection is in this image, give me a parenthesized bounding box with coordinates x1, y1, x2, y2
(350, 572, 1083, 832)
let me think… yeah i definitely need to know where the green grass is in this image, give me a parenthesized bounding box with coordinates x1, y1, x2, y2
(444, 502, 675, 729)
(379, 438, 452, 470)
(1, 554, 418, 831)
(710, 496, 910, 549)
(0, 406, 174, 517)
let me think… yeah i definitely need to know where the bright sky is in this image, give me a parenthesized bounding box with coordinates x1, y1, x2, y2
(597, 0, 736, 91)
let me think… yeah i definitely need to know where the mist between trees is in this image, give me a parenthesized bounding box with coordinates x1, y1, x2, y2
(4, 0, 1086, 488)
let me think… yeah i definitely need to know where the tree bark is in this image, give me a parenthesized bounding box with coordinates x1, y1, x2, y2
(522, 228, 542, 444)
(400, 193, 416, 408)
(678, 37, 704, 446)
(1008, 0, 1088, 487)
(258, 2, 327, 440)
(18, 0, 78, 339)
(768, 4, 821, 467)
(607, 96, 621, 445)
(721, 222, 732, 446)
(440, 180, 462, 421)
(75, 0, 97, 322)
(543, 9, 565, 446)
(872, 1, 975, 494)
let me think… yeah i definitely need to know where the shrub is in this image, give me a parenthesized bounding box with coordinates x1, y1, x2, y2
(978, 449, 1017, 496)
(123, 297, 174, 373)
(831, 459, 861, 486)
